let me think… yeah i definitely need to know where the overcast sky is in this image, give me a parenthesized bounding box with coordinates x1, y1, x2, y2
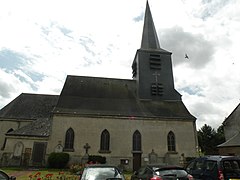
(0, 0, 240, 130)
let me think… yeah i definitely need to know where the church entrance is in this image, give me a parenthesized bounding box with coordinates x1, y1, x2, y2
(133, 153, 141, 171)
(32, 142, 47, 166)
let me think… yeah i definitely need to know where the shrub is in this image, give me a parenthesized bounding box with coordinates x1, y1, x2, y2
(88, 155, 106, 164)
(48, 152, 70, 168)
(69, 163, 85, 174)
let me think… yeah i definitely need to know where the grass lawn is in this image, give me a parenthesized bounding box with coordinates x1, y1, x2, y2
(1, 168, 132, 180)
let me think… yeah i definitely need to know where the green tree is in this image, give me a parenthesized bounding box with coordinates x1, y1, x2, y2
(216, 124, 225, 144)
(197, 124, 225, 155)
(198, 124, 217, 155)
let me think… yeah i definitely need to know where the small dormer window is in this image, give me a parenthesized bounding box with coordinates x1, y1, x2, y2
(149, 54, 161, 69)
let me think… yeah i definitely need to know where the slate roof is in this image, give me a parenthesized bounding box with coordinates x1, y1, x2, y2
(218, 132, 240, 147)
(140, 1, 169, 53)
(55, 75, 195, 120)
(6, 118, 51, 137)
(223, 103, 240, 126)
(0, 93, 59, 120)
(220, 103, 240, 147)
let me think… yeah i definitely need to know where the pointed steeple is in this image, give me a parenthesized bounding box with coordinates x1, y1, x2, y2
(132, 1, 181, 101)
(141, 1, 160, 50)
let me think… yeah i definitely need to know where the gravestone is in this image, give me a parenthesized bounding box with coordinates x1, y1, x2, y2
(179, 153, 186, 166)
(13, 141, 24, 157)
(149, 149, 158, 164)
(54, 141, 63, 153)
(9, 142, 24, 166)
(0, 152, 11, 166)
(81, 143, 91, 164)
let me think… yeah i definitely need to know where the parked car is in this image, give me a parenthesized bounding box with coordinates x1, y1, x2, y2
(0, 170, 16, 180)
(80, 164, 126, 180)
(131, 164, 193, 180)
(186, 155, 240, 180)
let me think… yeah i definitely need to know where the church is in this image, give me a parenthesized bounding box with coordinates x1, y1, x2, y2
(0, 2, 197, 171)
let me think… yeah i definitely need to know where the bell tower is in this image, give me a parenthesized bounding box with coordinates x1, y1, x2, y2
(132, 1, 181, 101)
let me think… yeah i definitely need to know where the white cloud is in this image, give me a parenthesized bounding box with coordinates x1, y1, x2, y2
(0, 69, 35, 108)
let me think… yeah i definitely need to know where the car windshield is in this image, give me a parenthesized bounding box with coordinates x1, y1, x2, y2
(0, 171, 8, 180)
(155, 169, 188, 177)
(83, 167, 122, 180)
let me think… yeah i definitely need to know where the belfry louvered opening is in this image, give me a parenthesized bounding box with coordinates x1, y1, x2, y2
(149, 54, 161, 69)
(151, 83, 164, 96)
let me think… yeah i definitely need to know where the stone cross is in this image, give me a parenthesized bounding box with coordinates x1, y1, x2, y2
(152, 72, 160, 83)
(84, 143, 91, 154)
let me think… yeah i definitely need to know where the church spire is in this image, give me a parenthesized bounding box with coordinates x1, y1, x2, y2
(140, 1, 160, 50)
(132, 1, 181, 101)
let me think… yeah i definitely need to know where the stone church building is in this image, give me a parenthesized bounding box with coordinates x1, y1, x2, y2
(0, 2, 197, 171)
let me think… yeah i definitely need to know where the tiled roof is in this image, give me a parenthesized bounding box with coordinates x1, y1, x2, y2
(7, 118, 51, 137)
(223, 103, 240, 126)
(218, 132, 240, 147)
(0, 93, 58, 120)
(55, 75, 195, 120)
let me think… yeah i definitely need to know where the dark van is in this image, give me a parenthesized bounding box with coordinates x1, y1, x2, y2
(186, 156, 240, 180)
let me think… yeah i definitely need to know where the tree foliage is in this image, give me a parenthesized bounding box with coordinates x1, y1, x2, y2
(197, 124, 225, 155)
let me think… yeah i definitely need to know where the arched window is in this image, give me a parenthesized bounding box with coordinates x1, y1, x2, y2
(64, 128, 74, 151)
(100, 129, 110, 152)
(167, 131, 176, 151)
(133, 130, 141, 151)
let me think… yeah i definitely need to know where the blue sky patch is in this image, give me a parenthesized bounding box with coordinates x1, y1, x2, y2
(180, 86, 204, 96)
(0, 49, 45, 83)
(133, 12, 144, 22)
(0, 49, 26, 70)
